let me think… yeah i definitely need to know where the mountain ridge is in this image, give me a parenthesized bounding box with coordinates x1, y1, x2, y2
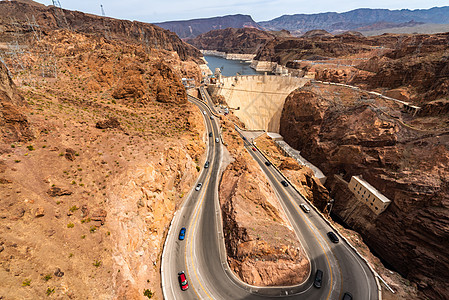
(155, 14, 262, 39)
(259, 6, 449, 34)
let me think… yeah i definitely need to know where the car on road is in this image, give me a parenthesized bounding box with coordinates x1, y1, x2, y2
(342, 292, 353, 300)
(215, 138, 219, 143)
(202, 111, 207, 115)
(195, 183, 202, 191)
(178, 271, 189, 291)
(242, 136, 247, 141)
(265, 161, 271, 166)
(204, 161, 209, 168)
(314, 269, 323, 288)
(281, 180, 289, 187)
(300, 204, 310, 213)
(209, 132, 213, 137)
(210, 115, 214, 120)
(327, 231, 339, 243)
(252, 147, 256, 151)
(178, 227, 186, 240)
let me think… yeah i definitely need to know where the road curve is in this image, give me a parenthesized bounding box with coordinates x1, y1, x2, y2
(161, 93, 378, 300)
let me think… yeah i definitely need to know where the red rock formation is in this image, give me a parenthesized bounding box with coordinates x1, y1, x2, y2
(279, 86, 449, 299)
(187, 27, 275, 54)
(0, 0, 201, 62)
(0, 62, 32, 143)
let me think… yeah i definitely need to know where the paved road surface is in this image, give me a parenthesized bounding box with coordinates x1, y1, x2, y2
(161, 94, 378, 300)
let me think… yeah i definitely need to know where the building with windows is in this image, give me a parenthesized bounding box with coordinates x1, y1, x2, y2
(348, 175, 391, 215)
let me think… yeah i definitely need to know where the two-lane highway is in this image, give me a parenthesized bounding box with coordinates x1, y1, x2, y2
(161, 92, 378, 300)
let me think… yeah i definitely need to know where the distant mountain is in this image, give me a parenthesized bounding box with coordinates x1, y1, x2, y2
(154, 14, 262, 39)
(259, 7, 449, 34)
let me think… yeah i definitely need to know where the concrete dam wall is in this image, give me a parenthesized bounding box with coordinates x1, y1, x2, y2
(216, 75, 309, 132)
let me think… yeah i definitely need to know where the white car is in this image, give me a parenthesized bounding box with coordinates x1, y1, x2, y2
(300, 204, 310, 213)
(215, 138, 219, 143)
(203, 111, 207, 115)
(195, 183, 202, 191)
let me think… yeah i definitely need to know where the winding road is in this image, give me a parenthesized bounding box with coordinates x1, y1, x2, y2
(161, 90, 379, 300)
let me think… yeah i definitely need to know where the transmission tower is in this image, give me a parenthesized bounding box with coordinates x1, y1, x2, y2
(100, 4, 111, 39)
(52, 0, 69, 29)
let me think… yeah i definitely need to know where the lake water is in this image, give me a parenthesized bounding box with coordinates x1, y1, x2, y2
(203, 55, 264, 77)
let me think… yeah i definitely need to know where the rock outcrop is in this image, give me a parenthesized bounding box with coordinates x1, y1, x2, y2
(0, 0, 201, 61)
(187, 27, 275, 54)
(279, 85, 449, 299)
(219, 154, 310, 286)
(0, 62, 32, 143)
(155, 14, 262, 39)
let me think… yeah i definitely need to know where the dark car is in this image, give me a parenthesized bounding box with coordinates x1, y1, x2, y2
(281, 180, 289, 187)
(209, 132, 213, 137)
(327, 231, 339, 243)
(204, 161, 209, 168)
(314, 269, 323, 288)
(265, 161, 271, 166)
(342, 292, 353, 300)
(178, 271, 189, 291)
(178, 227, 186, 240)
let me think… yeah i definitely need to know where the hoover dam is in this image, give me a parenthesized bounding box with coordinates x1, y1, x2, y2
(213, 74, 309, 131)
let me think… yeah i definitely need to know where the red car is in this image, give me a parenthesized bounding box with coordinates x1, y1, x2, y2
(252, 147, 256, 151)
(178, 271, 189, 291)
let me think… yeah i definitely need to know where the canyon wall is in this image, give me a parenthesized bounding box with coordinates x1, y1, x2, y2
(279, 84, 449, 299)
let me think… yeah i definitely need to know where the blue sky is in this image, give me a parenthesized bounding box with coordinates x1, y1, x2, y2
(34, 0, 446, 23)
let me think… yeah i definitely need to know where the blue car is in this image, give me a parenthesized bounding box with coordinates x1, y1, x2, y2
(179, 227, 186, 240)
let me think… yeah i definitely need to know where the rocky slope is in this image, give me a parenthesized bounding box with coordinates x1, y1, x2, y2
(0, 0, 201, 61)
(0, 27, 205, 299)
(187, 27, 275, 54)
(218, 118, 310, 286)
(279, 83, 449, 299)
(155, 14, 262, 39)
(259, 7, 449, 34)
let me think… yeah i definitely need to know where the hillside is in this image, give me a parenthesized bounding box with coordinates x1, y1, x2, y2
(0, 0, 201, 61)
(186, 27, 275, 54)
(0, 5, 206, 300)
(259, 6, 449, 35)
(155, 14, 262, 39)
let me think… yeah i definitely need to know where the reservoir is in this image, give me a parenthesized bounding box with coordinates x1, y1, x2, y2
(203, 55, 264, 77)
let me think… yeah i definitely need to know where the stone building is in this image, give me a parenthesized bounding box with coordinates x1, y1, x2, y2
(348, 175, 391, 215)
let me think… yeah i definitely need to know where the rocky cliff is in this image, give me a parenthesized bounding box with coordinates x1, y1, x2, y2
(187, 27, 275, 54)
(155, 14, 262, 39)
(254, 32, 449, 105)
(279, 83, 449, 299)
(0, 0, 201, 61)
